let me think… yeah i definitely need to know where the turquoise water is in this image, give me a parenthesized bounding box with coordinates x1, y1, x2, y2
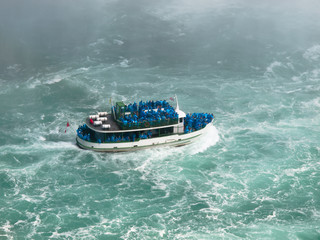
(1, 0, 320, 239)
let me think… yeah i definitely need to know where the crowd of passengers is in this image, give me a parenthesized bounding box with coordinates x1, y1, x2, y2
(184, 113, 214, 133)
(77, 124, 153, 143)
(119, 100, 178, 127)
(77, 124, 91, 141)
(99, 131, 152, 143)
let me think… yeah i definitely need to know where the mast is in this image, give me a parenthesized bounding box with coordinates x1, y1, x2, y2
(175, 94, 179, 111)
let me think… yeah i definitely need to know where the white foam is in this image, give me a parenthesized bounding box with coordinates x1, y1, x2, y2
(116, 125, 220, 181)
(302, 97, 320, 109)
(284, 165, 310, 177)
(265, 211, 276, 221)
(7, 64, 21, 72)
(46, 75, 63, 85)
(88, 38, 106, 47)
(0, 221, 13, 239)
(14, 220, 26, 226)
(78, 67, 89, 71)
(187, 125, 220, 155)
(311, 68, 320, 79)
(124, 226, 138, 239)
(265, 61, 283, 76)
(131, 145, 179, 176)
(27, 73, 65, 89)
(303, 45, 320, 62)
(113, 39, 124, 45)
(28, 79, 41, 89)
(39, 136, 46, 141)
(119, 58, 130, 68)
(12, 156, 21, 164)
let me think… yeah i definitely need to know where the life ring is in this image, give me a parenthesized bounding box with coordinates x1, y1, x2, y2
(143, 121, 150, 128)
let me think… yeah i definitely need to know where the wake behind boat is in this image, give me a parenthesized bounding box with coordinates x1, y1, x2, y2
(76, 97, 214, 152)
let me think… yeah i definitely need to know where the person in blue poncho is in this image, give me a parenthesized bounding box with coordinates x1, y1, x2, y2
(132, 133, 136, 142)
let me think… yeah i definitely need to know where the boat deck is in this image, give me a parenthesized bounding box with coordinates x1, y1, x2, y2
(85, 113, 180, 133)
(86, 114, 121, 132)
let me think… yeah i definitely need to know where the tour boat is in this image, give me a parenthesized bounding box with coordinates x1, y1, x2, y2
(76, 97, 214, 152)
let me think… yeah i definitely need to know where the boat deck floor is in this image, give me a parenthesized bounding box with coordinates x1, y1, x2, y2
(86, 114, 121, 132)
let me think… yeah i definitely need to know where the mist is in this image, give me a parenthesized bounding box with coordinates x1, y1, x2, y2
(1, 0, 320, 77)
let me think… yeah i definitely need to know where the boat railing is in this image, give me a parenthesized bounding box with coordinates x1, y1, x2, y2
(117, 118, 178, 130)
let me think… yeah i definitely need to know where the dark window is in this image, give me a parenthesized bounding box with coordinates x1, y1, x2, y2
(159, 127, 174, 135)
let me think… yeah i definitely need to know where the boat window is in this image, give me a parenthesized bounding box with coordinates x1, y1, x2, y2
(179, 118, 183, 123)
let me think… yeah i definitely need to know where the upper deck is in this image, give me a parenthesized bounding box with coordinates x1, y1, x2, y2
(85, 113, 120, 132)
(85, 99, 181, 133)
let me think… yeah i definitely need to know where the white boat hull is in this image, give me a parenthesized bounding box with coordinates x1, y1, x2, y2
(76, 122, 212, 152)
